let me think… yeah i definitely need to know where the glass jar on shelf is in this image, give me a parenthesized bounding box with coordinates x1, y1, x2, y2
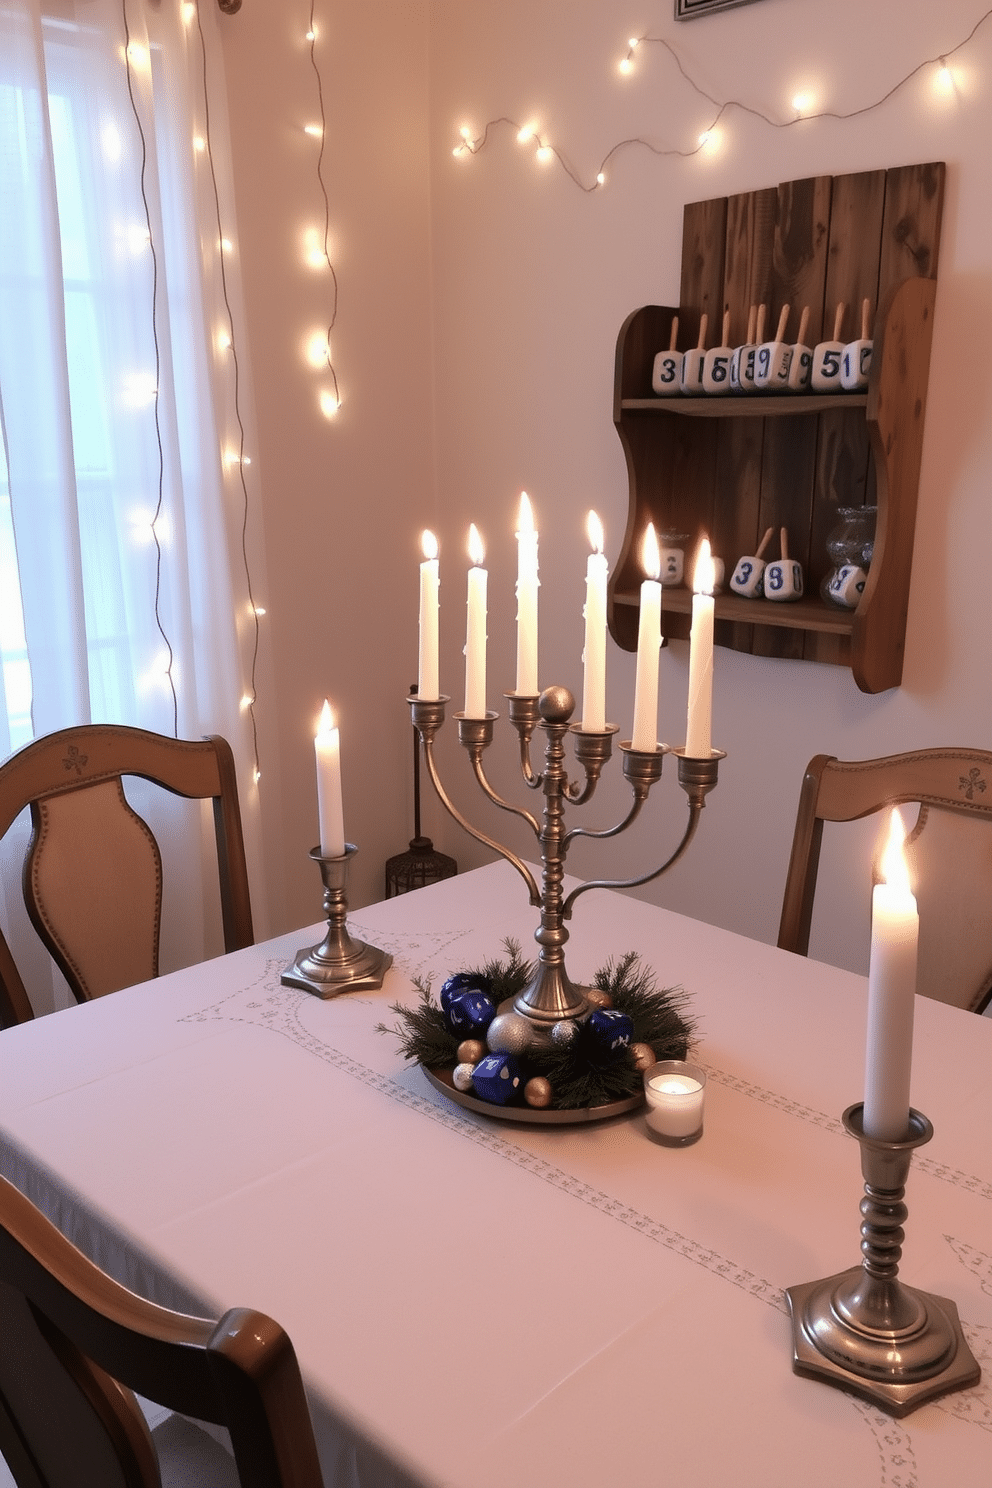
(820, 505, 877, 608)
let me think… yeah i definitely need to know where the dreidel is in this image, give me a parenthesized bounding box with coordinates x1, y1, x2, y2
(812, 303, 846, 391)
(702, 310, 733, 395)
(679, 312, 708, 396)
(763, 527, 804, 602)
(755, 305, 793, 391)
(787, 306, 813, 392)
(841, 298, 873, 390)
(730, 305, 758, 394)
(728, 526, 775, 599)
(652, 315, 683, 397)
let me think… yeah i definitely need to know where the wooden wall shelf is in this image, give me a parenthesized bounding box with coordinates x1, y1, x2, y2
(607, 163, 945, 694)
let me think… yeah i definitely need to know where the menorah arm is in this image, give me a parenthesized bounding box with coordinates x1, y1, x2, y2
(561, 804, 702, 919)
(469, 753, 541, 838)
(564, 791, 648, 848)
(420, 735, 542, 906)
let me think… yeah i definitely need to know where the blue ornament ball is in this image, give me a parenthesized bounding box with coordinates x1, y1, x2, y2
(587, 1007, 634, 1063)
(439, 971, 493, 1012)
(445, 989, 496, 1039)
(471, 1052, 524, 1106)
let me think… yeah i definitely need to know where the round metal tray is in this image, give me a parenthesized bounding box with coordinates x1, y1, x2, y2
(422, 1065, 644, 1125)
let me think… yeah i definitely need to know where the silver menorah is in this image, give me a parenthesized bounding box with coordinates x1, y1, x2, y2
(408, 684, 724, 1040)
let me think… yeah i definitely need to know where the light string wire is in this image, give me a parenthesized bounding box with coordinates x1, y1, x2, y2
(455, 6, 992, 192)
(120, 0, 179, 734)
(307, 0, 341, 411)
(191, 0, 262, 782)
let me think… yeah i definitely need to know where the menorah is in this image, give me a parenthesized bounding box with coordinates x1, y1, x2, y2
(408, 683, 724, 1039)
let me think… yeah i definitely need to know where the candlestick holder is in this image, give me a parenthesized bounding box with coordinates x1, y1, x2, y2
(281, 845, 393, 996)
(408, 685, 724, 1038)
(785, 1103, 980, 1416)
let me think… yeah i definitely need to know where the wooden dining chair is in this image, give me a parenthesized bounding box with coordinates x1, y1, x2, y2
(0, 1174, 325, 1488)
(778, 747, 992, 1013)
(0, 725, 254, 1028)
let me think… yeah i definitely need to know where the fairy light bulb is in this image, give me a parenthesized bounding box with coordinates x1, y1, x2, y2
(181, 2, 195, 25)
(217, 330, 232, 353)
(304, 123, 323, 138)
(792, 91, 813, 115)
(305, 330, 330, 368)
(319, 390, 340, 419)
(193, 136, 206, 154)
(535, 144, 552, 163)
(596, 172, 605, 186)
(517, 124, 534, 144)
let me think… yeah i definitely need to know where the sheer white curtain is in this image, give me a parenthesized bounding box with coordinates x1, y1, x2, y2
(0, 0, 265, 1013)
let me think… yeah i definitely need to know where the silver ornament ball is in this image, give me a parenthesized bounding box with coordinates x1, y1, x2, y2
(549, 1018, 580, 1048)
(452, 1062, 476, 1092)
(486, 1011, 533, 1056)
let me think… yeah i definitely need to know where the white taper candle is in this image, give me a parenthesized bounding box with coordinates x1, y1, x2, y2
(581, 510, 608, 731)
(631, 523, 662, 751)
(863, 809, 919, 1141)
(464, 524, 488, 719)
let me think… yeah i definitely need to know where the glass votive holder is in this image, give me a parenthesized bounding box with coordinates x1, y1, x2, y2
(643, 1060, 706, 1146)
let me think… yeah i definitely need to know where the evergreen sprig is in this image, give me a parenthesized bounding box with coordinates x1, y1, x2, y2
(377, 945, 694, 1113)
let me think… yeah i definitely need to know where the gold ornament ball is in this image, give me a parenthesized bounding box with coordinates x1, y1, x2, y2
(524, 1076, 553, 1109)
(457, 1039, 486, 1065)
(629, 1042, 656, 1072)
(585, 987, 613, 1010)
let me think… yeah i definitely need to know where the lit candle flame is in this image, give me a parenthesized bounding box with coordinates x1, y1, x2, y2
(693, 538, 715, 596)
(468, 523, 485, 567)
(422, 529, 438, 561)
(318, 699, 335, 735)
(879, 808, 912, 894)
(642, 522, 660, 582)
(586, 510, 604, 554)
(517, 491, 534, 534)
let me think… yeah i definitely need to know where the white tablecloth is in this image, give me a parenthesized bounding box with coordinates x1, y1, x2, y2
(1, 862, 990, 1486)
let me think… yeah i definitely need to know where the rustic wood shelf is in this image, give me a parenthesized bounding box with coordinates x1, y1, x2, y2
(607, 163, 945, 694)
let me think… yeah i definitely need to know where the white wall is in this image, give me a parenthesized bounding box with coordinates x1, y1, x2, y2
(222, 0, 992, 977)
(220, 2, 436, 928)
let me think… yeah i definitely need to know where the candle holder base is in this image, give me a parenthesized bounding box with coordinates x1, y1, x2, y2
(785, 1104, 981, 1416)
(281, 846, 393, 997)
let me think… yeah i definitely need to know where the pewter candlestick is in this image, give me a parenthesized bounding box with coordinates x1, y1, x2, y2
(786, 1103, 980, 1415)
(408, 684, 723, 1035)
(282, 845, 393, 996)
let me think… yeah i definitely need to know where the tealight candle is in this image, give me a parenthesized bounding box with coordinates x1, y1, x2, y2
(644, 1060, 706, 1145)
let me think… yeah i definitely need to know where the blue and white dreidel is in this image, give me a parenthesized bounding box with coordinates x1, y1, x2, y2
(841, 297, 873, 391)
(812, 303, 846, 392)
(730, 304, 758, 394)
(702, 310, 733, 395)
(787, 306, 813, 392)
(825, 563, 867, 608)
(679, 311, 708, 396)
(755, 304, 793, 392)
(728, 525, 774, 599)
(764, 527, 804, 603)
(652, 314, 683, 397)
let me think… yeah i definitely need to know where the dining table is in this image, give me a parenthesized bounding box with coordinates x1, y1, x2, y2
(0, 859, 989, 1487)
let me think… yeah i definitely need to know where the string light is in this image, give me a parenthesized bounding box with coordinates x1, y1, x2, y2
(457, 10, 992, 192)
(303, 2, 341, 416)
(176, 3, 263, 782)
